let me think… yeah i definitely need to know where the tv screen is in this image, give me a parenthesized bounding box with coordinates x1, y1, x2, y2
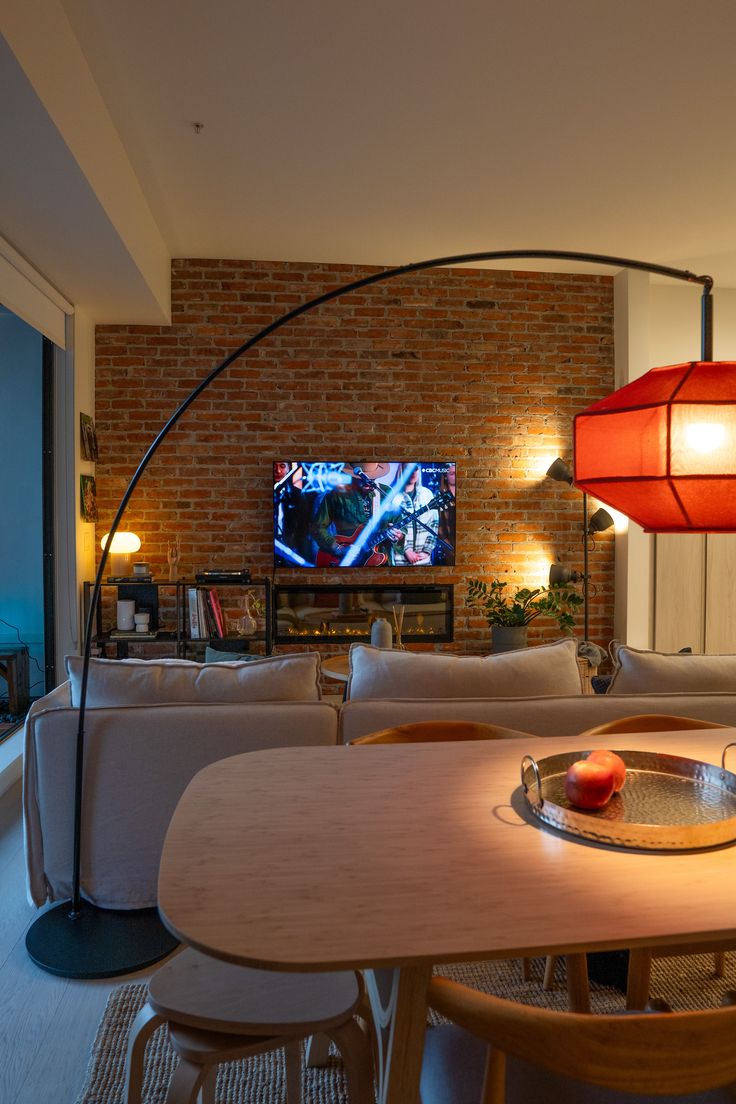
(273, 461, 456, 568)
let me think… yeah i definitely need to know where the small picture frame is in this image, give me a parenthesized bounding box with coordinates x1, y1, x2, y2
(80, 474, 98, 521)
(80, 412, 99, 461)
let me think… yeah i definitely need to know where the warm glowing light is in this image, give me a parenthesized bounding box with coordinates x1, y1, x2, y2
(101, 531, 141, 577)
(100, 532, 141, 553)
(530, 558, 553, 588)
(606, 507, 628, 533)
(684, 422, 726, 454)
(539, 454, 565, 480)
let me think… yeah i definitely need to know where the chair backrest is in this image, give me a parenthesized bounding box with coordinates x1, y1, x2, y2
(428, 975, 736, 1099)
(578, 712, 728, 739)
(349, 720, 534, 745)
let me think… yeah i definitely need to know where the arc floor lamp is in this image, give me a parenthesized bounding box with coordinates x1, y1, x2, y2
(25, 248, 729, 978)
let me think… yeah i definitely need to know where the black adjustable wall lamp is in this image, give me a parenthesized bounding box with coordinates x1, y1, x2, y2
(546, 456, 614, 643)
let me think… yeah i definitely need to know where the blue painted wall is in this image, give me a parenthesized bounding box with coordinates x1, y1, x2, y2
(0, 309, 45, 705)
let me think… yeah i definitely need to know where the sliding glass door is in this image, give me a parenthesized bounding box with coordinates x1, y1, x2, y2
(0, 306, 54, 716)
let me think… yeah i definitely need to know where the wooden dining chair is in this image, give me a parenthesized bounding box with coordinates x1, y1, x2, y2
(421, 974, 736, 1103)
(349, 719, 537, 744)
(542, 713, 732, 1011)
(123, 948, 373, 1104)
(578, 712, 729, 738)
(351, 719, 542, 994)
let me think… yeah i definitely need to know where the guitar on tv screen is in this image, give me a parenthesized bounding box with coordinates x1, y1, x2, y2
(273, 461, 456, 568)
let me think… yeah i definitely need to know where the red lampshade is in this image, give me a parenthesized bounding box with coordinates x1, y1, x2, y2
(574, 361, 736, 532)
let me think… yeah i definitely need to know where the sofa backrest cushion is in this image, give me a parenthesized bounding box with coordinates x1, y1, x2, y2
(608, 646, 736, 695)
(65, 652, 322, 707)
(346, 639, 582, 700)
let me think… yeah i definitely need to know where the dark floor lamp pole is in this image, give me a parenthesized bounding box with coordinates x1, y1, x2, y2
(24, 249, 713, 978)
(582, 491, 590, 642)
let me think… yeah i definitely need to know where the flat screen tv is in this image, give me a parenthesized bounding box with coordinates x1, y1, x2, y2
(273, 461, 456, 568)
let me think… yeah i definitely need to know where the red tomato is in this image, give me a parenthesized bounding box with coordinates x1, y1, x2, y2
(564, 759, 616, 810)
(586, 749, 627, 792)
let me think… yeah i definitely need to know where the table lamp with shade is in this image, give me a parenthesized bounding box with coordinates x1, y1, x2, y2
(100, 531, 141, 578)
(23, 247, 734, 981)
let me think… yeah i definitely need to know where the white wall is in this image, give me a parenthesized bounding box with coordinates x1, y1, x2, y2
(0, 310, 45, 698)
(612, 269, 654, 649)
(71, 309, 97, 637)
(649, 285, 736, 654)
(650, 285, 736, 361)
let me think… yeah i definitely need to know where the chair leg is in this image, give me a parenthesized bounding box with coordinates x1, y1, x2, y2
(543, 955, 558, 990)
(165, 1057, 212, 1104)
(565, 954, 591, 1014)
(521, 957, 533, 982)
(714, 951, 727, 978)
(198, 1066, 217, 1104)
(284, 1038, 303, 1104)
(305, 1032, 331, 1066)
(329, 1017, 375, 1104)
(627, 947, 653, 1010)
(123, 1004, 164, 1104)
(481, 1047, 506, 1104)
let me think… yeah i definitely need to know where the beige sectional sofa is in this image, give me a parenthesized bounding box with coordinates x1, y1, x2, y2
(339, 640, 736, 740)
(23, 652, 338, 909)
(24, 639, 736, 912)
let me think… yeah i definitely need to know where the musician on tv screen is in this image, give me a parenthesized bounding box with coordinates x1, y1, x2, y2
(432, 464, 456, 565)
(311, 462, 404, 566)
(393, 464, 439, 566)
(274, 462, 318, 565)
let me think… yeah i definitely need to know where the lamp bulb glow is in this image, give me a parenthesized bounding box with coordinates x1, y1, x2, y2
(101, 531, 142, 577)
(684, 422, 726, 454)
(100, 532, 141, 553)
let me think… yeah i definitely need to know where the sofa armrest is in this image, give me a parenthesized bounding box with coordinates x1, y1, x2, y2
(25, 700, 338, 909)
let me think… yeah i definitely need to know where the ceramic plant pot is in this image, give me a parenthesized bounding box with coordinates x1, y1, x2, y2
(490, 625, 528, 653)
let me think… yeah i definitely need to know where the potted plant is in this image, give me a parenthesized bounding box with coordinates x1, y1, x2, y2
(465, 578, 584, 653)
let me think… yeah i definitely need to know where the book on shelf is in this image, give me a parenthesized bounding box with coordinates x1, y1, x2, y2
(109, 629, 159, 640)
(197, 588, 210, 638)
(106, 574, 153, 583)
(206, 588, 225, 637)
(187, 586, 201, 639)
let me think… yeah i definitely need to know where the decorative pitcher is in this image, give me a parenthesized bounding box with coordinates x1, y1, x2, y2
(239, 591, 258, 637)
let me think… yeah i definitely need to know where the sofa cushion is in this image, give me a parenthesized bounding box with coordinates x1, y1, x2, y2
(65, 652, 322, 707)
(346, 639, 582, 700)
(608, 646, 736, 695)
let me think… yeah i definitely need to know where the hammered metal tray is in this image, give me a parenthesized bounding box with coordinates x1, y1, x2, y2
(520, 744, 736, 850)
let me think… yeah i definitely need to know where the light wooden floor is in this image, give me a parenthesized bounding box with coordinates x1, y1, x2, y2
(0, 779, 160, 1104)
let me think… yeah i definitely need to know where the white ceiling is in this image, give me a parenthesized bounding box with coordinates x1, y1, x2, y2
(4, 0, 736, 319)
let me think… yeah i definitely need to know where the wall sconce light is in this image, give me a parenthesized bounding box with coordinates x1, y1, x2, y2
(588, 507, 615, 535)
(549, 562, 585, 586)
(546, 458, 573, 484)
(546, 458, 614, 642)
(100, 531, 141, 578)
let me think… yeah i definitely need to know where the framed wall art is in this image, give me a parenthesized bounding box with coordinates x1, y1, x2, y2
(80, 474, 98, 521)
(80, 412, 99, 461)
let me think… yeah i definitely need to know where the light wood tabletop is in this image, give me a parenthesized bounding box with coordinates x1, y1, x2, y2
(158, 728, 736, 1103)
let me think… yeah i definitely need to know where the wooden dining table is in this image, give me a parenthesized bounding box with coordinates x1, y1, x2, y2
(157, 728, 736, 1104)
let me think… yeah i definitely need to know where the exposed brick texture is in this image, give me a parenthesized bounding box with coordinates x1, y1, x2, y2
(94, 259, 615, 654)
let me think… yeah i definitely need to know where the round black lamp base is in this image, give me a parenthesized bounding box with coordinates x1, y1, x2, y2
(26, 899, 180, 979)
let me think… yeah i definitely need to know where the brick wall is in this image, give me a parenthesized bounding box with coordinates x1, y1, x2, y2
(94, 259, 615, 654)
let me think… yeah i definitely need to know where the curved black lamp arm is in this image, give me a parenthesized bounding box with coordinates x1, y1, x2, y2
(73, 248, 714, 913)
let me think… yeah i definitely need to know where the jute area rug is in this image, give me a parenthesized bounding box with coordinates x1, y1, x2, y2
(76, 953, 736, 1103)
